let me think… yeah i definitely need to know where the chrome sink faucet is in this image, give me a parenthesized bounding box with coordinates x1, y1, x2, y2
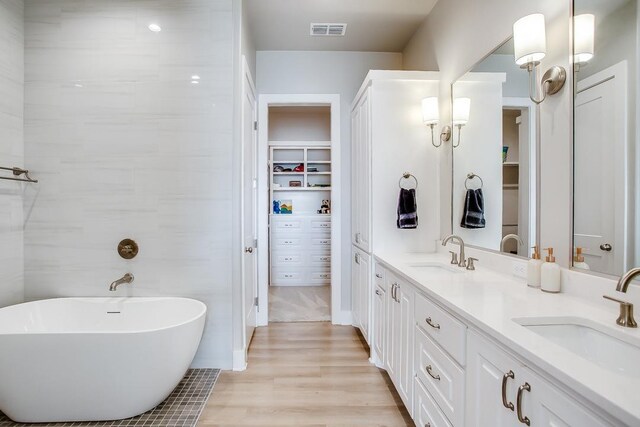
(109, 273, 134, 291)
(603, 267, 640, 328)
(442, 234, 466, 268)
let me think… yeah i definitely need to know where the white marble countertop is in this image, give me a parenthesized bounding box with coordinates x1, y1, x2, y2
(374, 251, 640, 426)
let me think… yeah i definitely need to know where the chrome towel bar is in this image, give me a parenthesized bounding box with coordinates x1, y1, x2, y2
(0, 166, 39, 183)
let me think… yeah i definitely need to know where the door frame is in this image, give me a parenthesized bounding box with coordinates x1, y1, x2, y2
(256, 94, 342, 326)
(572, 60, 629, 274)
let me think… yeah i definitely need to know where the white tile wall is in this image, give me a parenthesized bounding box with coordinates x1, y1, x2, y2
(24, 0, 234, 368)
(0, 0, 24, 308)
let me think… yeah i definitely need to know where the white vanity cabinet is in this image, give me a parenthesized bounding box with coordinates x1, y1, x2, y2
(351, 246, 371, 343)
(351, 87, 371, 252)
(385, 271, 415, 415)
(466, 331, 611, 427)
(371, 262, 386, 366)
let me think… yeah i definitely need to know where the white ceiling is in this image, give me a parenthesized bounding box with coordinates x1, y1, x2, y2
(245, 0, 439, 52)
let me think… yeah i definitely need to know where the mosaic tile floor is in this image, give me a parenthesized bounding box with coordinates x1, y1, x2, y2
(0, 369, 219, 427)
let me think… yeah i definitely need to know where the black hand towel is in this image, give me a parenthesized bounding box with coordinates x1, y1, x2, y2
(397, 188, 418, 229)
(460, 188, 486, 229)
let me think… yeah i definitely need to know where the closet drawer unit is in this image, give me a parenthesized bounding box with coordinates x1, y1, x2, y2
(271, 252, 304, 267)
(309, 218, 331, 230)
(309, 270, 331, 284)
(271, 237, 303, 251)
(271, 218, 303, 230)
(310, 237, 331, 247)
(309, 254, 331, 265)
(415, 292, 466, 365)
(415, 327, 464, 427)
(270, 268, 304, 285)
(414, 377, 453, 427)
(374, 262, 385, 290)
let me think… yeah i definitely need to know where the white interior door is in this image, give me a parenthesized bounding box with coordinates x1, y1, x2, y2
(241, 57, 258, 357)
(574, 62, 627, 275)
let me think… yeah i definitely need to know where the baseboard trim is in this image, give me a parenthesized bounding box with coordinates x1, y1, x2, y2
(232, 349, 247, 371)
(333, 310, 352, 325)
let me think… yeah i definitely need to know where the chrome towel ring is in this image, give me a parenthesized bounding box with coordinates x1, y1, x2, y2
(399, 172, 418, 189)
(465, 173, 483, 190)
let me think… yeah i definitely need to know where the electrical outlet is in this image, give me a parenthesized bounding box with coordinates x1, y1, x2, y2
(512, 262, 527, 279)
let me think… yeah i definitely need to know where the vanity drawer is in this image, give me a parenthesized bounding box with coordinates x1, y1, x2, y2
(272, 218, 303, 230)
(272, 237, 303, 250)
(414, 377, 453, 427)
(310, 254, 331, 265)
(415, 326, 464, 427)
(415, 292, 467, 365)
(310, 237, 331, 247)
(309, 219, 331, 230)
(270, 268, 304, 285)
(271, 252, 303, 267)
(309, 270, 331, 284)
(374, 262, 386, 290)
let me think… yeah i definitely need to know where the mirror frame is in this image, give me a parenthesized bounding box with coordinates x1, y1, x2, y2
(450, 36, 542, 260)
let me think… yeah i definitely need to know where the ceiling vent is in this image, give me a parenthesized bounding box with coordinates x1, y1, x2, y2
(310, 23, 347, 37)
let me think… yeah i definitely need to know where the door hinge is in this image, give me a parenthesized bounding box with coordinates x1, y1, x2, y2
(253, 238, 258, 247)
(253, 121, 258, 130)
(254, 297, 259, 307)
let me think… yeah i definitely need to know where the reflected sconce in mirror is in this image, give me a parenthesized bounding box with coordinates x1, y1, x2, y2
(574, 14, 595, 69)
(452, 97, 470, 148)
(422, 97, 452, 147)
(513, 13, 566, 105)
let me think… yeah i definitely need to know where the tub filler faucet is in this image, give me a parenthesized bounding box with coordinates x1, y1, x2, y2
(109, 273, 134, 291)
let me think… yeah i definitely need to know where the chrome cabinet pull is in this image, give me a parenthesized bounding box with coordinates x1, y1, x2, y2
(392, 283, 397, 302)
(425, 317, 441, 329)
(375, 289, 382, 296)
(516, 382, 531, 426)
(375, 273, 383, 278)
(425, 365, 441, 381)
(394, 284, 400, 302)
(501, 370, 515, 411)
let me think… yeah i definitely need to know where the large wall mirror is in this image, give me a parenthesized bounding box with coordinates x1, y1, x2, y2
(573, 0, 639, 276)
(451, 38, 538, 258)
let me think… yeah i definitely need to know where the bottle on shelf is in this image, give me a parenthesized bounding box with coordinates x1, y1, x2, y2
(540, 247, 561, 293)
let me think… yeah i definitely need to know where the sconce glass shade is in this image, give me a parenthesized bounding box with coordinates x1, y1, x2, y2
(574, 14, 595, 64)
(422, 97, 439, 125)
(452, 98, 471, 126)
(514, 13, 547, 66)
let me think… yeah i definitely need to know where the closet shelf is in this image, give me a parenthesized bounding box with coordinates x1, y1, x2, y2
(272, 187, 331, 191)
(502, 162, 519, 166)
(273, 172, 304, 175)
(503, 184, 519, 189)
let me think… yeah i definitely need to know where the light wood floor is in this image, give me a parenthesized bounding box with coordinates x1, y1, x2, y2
(198, 322, 413, 426)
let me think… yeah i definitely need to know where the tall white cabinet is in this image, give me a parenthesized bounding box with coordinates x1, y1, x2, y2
(350, 71, 441, 345)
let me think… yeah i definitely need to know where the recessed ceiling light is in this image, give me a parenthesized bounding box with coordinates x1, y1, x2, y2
(148, 23, 162, 32)
(191, 75, 200, 80)
(74, 83, 83, 88)
(191, 80, 199, 84)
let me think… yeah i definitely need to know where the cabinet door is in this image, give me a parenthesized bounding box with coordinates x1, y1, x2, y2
(466, 331, 521, 427)
(358, 250, 371, 344)
(519, 367, 611, 427)
(351, 107, 361, 246)
(358, 88, 372, 251)
(385, 272, 399, 381)
(372, 284, 385, 366)
(351, 247, 361, 331)
(396, 280, 414, 416)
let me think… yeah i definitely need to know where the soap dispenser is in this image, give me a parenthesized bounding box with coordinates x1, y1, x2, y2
(541, 247, 561, 293)
(573, 247, 590, 270)
(527, 246, 542, 288)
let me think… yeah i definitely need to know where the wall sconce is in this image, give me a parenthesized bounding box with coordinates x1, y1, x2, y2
(452, 97, 470, 148)
(574, 14, 595, 69)
(422, 97, 451, 147)
(513, 13, 566, 105)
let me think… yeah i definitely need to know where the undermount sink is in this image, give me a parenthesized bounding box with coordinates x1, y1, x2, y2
(514, 317, 640, 377)
(407, 262, 463, 274)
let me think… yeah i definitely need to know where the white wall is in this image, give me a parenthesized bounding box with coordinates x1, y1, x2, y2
(0, 0, 24, 308)
(24, 0, 235, 368)
(256, 51, 403, 311)
(403, 0, 574, 267)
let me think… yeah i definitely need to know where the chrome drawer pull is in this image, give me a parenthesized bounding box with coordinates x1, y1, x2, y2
(375, 289, 382, 296)
(375, 273, 383, 278)
(516, 382, 531, 426)
(425, 365, 441, 381)
(501, 370, 515, 411)
(425, 317, 441, 329)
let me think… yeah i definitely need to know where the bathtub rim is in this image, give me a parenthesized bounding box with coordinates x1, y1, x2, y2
(0, 296, 207, 336)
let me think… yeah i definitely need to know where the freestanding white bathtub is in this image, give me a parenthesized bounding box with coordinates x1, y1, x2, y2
(0, 297, 206, 423)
